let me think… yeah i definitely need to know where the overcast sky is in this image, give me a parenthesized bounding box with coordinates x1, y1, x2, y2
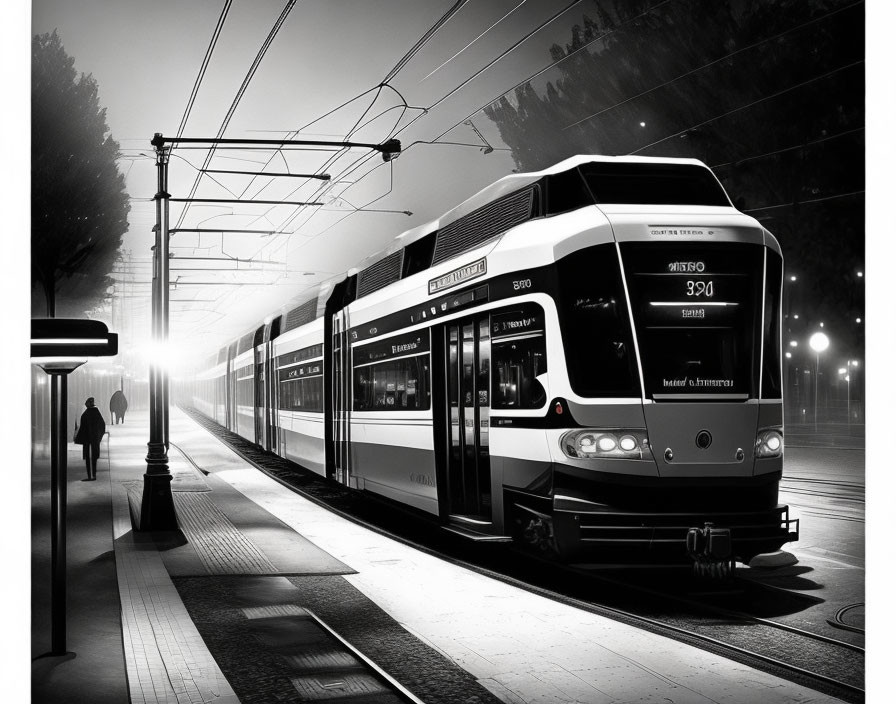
(29, 0, 578, 356)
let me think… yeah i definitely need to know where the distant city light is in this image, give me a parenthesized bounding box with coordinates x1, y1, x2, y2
(838, 367, 847, 374)
(639, 121, 646, 127)
(785, 352, 792, 358)
(789, 340, 798, 347)
(857, 271, 863, 277)
(856, 317, 862, 323)
(793, 314, 800, 319)
(790, 275, 797, 281)
(819, 322, 824, 327)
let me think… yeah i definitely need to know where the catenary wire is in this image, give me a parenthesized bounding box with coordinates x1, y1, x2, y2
(175, 0, 233, 140)
(174, 0, 299, 230)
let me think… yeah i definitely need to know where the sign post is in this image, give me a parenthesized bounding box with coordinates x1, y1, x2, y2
(32, 318, 118, 655)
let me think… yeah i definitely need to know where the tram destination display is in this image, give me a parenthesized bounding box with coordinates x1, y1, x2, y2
(623, 243, 761, 398)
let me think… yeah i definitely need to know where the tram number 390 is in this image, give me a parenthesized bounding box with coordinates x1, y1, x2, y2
(512, 278, 533, 291)
(686, 280, 714, 297)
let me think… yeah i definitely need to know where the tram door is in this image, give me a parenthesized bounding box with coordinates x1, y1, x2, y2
(444, 317, 492, 521)
(331, 310, 352, 485)
(254, 345, 265, 447)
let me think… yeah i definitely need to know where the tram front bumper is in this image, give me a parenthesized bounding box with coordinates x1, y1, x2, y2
(551, 502, 799, 563)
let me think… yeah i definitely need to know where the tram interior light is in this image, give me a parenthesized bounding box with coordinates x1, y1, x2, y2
(562, 429, 652, 460)
(755, 428, 784, 458)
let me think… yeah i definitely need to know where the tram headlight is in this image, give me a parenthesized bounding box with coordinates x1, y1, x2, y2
(561, 429, 652, 460)
(755, 428, 784, 458)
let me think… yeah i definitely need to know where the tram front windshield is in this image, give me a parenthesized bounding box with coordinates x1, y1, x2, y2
(619, 242, 764, 400)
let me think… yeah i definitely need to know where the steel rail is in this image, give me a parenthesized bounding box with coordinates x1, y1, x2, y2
(180, 408, 865, 703)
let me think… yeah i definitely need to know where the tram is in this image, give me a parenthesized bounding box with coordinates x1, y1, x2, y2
(189, 155, 799, 566)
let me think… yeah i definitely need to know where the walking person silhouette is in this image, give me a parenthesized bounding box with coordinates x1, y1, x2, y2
(74, 397, 106, 481)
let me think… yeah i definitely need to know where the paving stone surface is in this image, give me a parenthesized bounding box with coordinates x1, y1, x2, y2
(174, 575, 505, 704)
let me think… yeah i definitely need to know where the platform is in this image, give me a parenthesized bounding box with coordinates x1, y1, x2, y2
(30, 407, 848, 703)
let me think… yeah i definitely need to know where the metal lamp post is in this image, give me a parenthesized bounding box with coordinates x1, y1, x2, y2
(137, 131, 401, 531)
(141, 135, 178, 530)
(31, 318, 118, 655)
(808, 332, 830, 432)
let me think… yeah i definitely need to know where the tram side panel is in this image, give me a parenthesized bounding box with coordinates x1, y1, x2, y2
(232, 349, 255, 442)
(192, 361, 225, 421)
(348, 328, 438, 515)
(273, 319, 327, 477)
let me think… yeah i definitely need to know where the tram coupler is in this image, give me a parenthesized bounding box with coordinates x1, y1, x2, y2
(687, 522, 733, 579)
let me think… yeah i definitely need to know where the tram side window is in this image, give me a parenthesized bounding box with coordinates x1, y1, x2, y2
(491, 305, 547, 409)
(236, 374, 253, 408)
(279, 376, 323, 412)
(556, 244, 640, 397)
(354, 356, 431, 411)
(761, 251, 783, 399)
(215, 375, 225, 406)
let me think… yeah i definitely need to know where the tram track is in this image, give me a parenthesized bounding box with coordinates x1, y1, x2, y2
(179, 408, 865, 703)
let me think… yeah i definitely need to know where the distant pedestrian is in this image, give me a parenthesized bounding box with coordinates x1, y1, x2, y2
(110, 389, 129, 424)
(74, 397, 106, 481)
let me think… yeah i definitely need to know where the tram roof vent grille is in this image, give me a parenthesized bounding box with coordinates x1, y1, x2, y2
(283, 298, 319, 333)
(432, 187, 535, 266)
(357, 250, 404, 299)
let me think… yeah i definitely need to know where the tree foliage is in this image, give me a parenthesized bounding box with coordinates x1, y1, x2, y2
(32, 30, 130, 317)
(482, 0, 864, 359)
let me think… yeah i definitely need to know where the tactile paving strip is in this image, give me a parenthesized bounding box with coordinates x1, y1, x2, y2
(172, 492, 278, 575)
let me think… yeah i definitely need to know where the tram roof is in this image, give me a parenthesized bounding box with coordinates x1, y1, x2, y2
(380, 155, 712, 255)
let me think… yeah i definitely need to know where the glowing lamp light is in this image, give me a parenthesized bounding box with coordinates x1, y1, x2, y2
(856, 317, 862, 324)
(755, 428, 784, 458)
(619, 435, 637, 452)
(598, 435, 617, 452)
(790, 275, 797, 282)
(809, 332, 830, 353)
(789, 340, 798, 347)
(785, 352, 792, 358)
(31, 318, 118, 371)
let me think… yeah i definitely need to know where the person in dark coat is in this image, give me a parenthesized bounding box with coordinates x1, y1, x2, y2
(74, 397, 106, 480)
(110, 389, 129, 424)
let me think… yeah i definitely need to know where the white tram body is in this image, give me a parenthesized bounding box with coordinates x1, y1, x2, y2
(189, 155, 798, 563)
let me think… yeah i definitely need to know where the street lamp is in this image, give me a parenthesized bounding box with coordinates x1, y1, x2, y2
(838, 367, 851, 426)
(808, 332, 830, 431)
(31, 318, 118, 656)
